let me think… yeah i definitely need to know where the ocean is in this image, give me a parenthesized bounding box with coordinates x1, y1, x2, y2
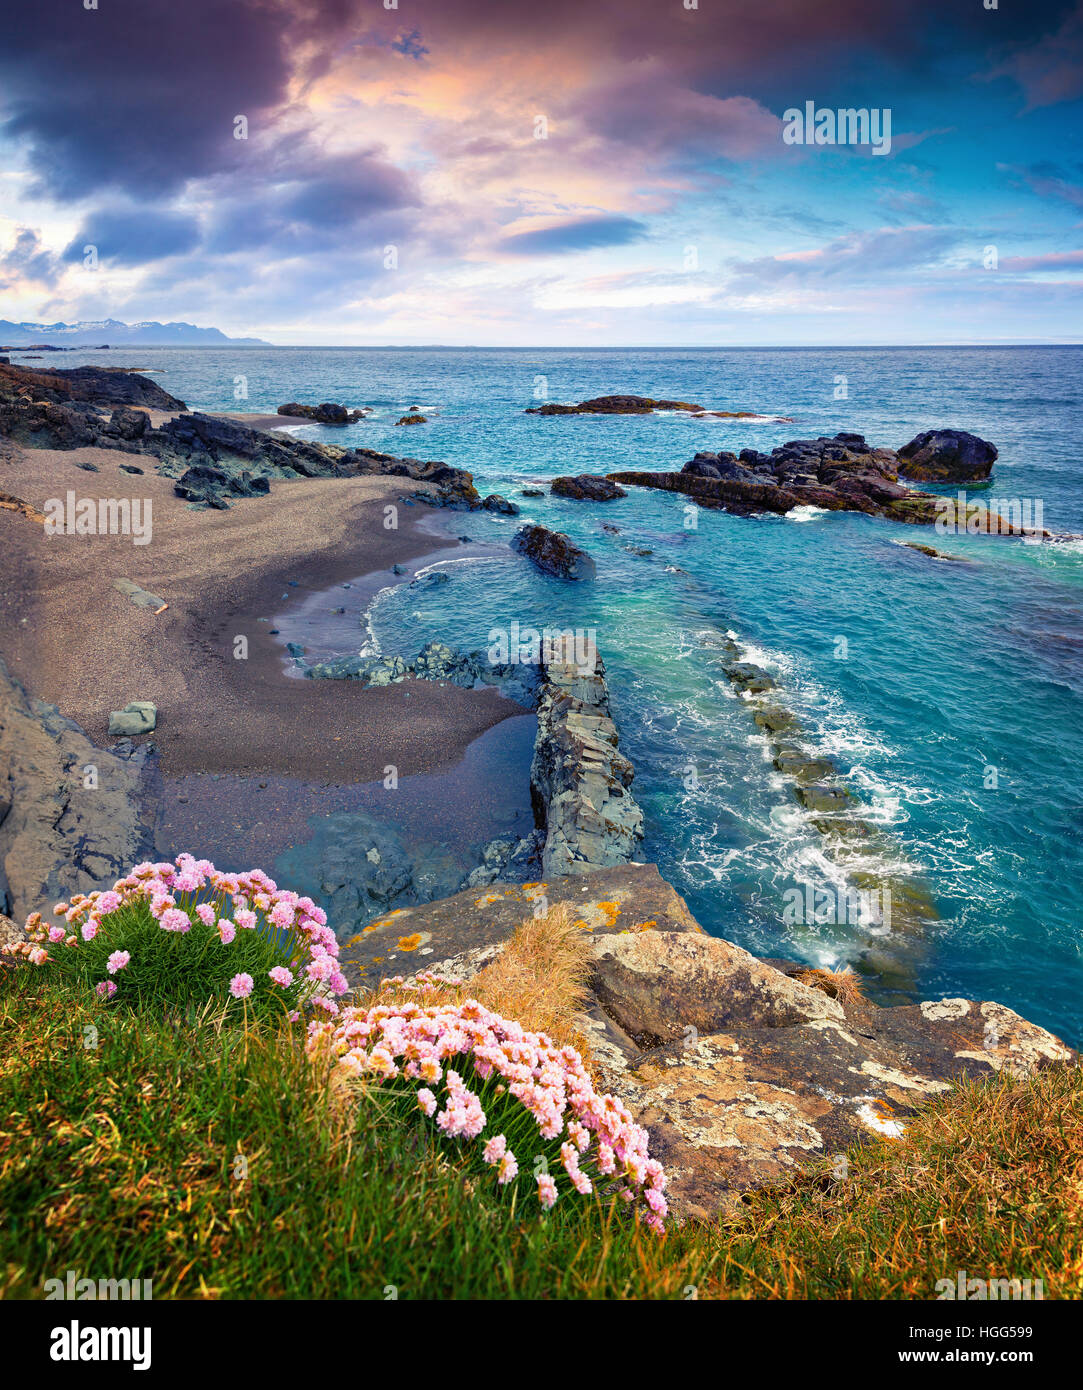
(22, 344, 1083, 1043)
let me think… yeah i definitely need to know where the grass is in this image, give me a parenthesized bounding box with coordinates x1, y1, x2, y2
(1, 965, 1079, 1301)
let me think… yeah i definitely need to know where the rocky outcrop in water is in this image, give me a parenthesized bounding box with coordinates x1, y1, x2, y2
(0, 658, 159, 921)
(511, 524, 597, 579)
(340, 861, 1074, 1219)
(610, 430, 1009, 529)
(551, 475, 627, 501)
(277, 402, 367, 424)
(0, 360, 186, 411)
(528, 394, 722, 416)
(896, 429, 997, 482)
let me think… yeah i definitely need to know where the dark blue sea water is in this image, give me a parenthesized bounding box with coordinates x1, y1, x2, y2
(21, 345, 1083, 1042)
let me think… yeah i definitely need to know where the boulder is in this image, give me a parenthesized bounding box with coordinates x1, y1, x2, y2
(551, 475, 627, 501)
(511, 524, 597, 580)
(480, 493, 520, 514)
(107, 701, 157, 737)
(527, 394, 705, 415)
(897, 429, 997, 483)
(276, 402, 365, 424)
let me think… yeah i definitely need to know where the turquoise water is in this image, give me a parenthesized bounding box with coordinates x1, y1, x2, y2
(24, 345, 1083, 1042)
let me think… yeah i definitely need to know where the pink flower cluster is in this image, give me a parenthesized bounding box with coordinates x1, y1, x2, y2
(306, 995, 667, 1228)
(9, 853, 348, 1011)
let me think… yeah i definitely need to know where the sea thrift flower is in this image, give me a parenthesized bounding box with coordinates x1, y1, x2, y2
(483, 1135, 507, 1165)
(28, 947, 49, 966)
(537, 1174, 558, 1210)
(229, 973, 254, 999)
(235, 909, 257, 931)
(160, 907, 191, 934)
(268, 966, 294, 987)
(96, 980, 117, 999)
(417, 1088, 438, 1117)
(195, 903, 216, 927)
(217, 919, 236, 944)
(106, 950, 130, 975)
(80, 921, 98, 942)
(47, 926, 66, 943)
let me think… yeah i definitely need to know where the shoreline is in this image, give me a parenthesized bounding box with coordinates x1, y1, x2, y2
(0, 440, 523, 783)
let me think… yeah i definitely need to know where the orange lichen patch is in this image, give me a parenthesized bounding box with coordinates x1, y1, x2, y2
(573, 919, 593, 931)
(1, 492, 48, 524)
(631, 919, 657, 933)
(345, 934, 364, 947)
(473, 894, 503, 908)
(396, 933, 424, 952)
(596, 901, 621, 928)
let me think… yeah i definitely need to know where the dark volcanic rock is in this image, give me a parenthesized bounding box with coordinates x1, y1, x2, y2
(480, 493, 520, 514)
(551, 474, 627, 501)
(527, 393, 704, 415)
(346, 446, 480, 508)
(277, 401, 365, 424)
(173, 463, 271, 508)
(608, 432, 955, 524)
(0, 360, 186, 411)
(897, 428, 997, 482)
(511, 524, 597, 580)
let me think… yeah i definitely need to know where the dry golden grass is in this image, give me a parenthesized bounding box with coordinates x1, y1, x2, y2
(791, 966, 866, 1009)
(470, 904, 594, 1055)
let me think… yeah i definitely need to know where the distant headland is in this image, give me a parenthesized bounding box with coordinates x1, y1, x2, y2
(0, 318, 269, 348)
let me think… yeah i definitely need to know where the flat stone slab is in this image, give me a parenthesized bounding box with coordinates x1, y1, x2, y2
(338, 861, 701, 987)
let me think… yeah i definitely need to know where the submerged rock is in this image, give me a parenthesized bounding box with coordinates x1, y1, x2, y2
(551, 474, 627, 501)
(480, 493, 519, 514)
(511, 524, 597, 580)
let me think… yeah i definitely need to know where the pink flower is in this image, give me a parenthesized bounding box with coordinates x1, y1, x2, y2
(97, 891, 121, 916)
(270, 902, 295, 929)
(497, 1151, 519, 1185)
(217, 919, 236, 945)
(95, 980, 117, 999)
(235, 909, 257, 931)
(417, 1088, 438, 1117)
(80, 921, 98, 942)
(268, 966, 294, 987)
(229, 973, 254, 999)
(195, 903, 216, 927)
(482, 1134, 507, 1165)
(47, 926, 65, 943)
(537, 1173, 558, 1210)
(160, 907, 191, 934)
(106, 950, 130, 975)
(28, 946, 49, 966)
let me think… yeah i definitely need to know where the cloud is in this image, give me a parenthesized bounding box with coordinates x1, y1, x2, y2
(999, 161, 1083, 209)
(499, 215, 649, 255)
(728, 226, 959, 287)
(62, 209, 201, 266)
(0, 225, 61, 289)
(1001, 248, 1083, 272)
(987, 1, 1083, 109)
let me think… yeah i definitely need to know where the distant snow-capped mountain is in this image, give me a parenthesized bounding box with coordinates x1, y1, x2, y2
(0, 318, 269, 346)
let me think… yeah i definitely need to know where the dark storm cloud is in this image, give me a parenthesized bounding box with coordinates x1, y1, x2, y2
(499, 215, 649, 255)
(0, 0, 293, 199)
(62, 209, 202, 266)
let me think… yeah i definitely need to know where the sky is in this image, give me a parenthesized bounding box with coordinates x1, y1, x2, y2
(1, 0, 1082, 345)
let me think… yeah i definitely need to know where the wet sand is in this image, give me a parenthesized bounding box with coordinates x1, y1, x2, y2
(0, 441, 522, 780)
